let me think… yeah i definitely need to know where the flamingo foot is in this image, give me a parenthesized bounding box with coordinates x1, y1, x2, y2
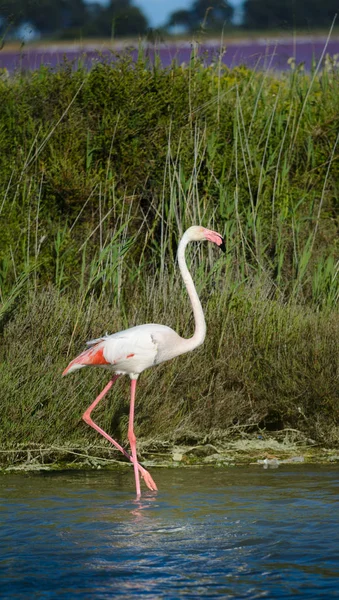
(139, 465, 158, 492)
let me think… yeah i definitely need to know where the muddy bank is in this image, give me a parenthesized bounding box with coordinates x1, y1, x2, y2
(2, 432, 339, 474)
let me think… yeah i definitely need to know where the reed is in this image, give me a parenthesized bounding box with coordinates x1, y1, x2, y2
(1, 47, 339, 460)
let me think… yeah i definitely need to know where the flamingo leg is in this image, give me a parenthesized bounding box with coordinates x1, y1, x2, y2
(128, 379, 141, 498)
(82, 376, 157, 492)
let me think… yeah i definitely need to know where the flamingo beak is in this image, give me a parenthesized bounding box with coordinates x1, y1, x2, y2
(219, 237, 226, 253)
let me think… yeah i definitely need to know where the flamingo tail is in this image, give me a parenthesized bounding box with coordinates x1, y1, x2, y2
(62, 343, 109, 376)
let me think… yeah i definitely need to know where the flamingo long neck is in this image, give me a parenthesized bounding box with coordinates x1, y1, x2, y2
(177, 232, 206, 352)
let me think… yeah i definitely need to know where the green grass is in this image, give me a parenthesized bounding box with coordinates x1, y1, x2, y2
(1, 47, 339, 463)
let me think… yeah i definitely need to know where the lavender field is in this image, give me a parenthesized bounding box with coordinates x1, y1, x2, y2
(1, 37, 339, 72)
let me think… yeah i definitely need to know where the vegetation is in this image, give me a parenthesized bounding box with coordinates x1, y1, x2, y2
(1, 49, 339, 468)
(167, 0, 233, 33)
(1, 0, 338, 40)
(243, 0, 338, 30)
(0, 0, 148, 39)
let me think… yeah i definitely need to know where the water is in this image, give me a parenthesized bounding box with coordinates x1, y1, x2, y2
(1, 466, 338, 598)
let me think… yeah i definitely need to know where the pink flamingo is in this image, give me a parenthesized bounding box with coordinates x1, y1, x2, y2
(63, 226, 225, 497)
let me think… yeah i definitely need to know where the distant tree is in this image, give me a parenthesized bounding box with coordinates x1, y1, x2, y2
(28, 0, 87, 35)
(167, 9, 195, 31)
(168, 0, 234, 32)
(0, 0, 87, 35)
(0, 0, 26, 29)
(243, 0, 338, 30)
(0, 0, 148, 38)
(84, 0, 148, 38)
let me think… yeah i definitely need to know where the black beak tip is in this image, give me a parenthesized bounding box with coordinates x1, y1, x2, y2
(220, 238, 226, 253)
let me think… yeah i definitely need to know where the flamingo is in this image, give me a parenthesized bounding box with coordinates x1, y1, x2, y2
(62, 225, 225, 497)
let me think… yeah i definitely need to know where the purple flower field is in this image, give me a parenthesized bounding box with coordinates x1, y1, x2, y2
(1, 37, 339, 72)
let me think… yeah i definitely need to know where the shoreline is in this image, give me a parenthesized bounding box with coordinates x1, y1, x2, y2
(2, 435, 339, 473)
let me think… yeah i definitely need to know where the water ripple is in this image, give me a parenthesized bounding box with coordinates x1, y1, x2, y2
(1, 466, 338, 598)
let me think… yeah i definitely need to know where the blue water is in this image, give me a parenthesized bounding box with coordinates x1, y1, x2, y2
(1, 466, 338, 598)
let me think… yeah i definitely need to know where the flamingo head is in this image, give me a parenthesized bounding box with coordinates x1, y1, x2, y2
(185, 225, 226, 252)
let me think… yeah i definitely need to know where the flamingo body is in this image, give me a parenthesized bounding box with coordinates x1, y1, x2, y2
(62, 225, 225, 497)
(63, 323, 183, 378)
